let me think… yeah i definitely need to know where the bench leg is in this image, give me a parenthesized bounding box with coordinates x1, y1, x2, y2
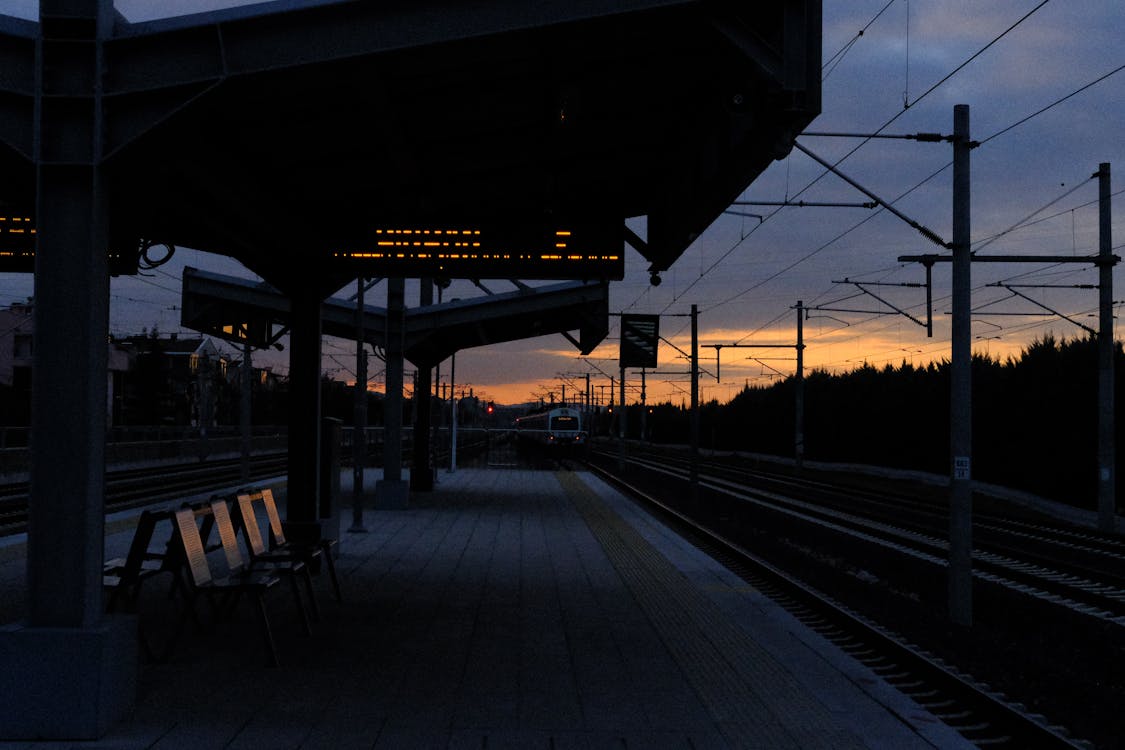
(321, 543, 342, 602)
(253, 595, 280, 668)
(301, 567, 321, 622)
(287, 575, 312, 637)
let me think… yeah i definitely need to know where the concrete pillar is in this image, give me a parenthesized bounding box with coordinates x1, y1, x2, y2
(0, 0, 136, 738)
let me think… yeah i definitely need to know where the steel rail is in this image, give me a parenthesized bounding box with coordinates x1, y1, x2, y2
(0, 452, 290, 536)
(587, 453, 1090, 748)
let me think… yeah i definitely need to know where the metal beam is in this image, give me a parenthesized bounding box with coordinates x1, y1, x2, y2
(899, 253, 1119, 265)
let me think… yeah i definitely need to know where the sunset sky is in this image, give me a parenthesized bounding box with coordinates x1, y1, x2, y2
(1, 1, 1122, 408)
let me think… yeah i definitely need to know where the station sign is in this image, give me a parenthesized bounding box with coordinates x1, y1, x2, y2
(620, 313, 659, 369)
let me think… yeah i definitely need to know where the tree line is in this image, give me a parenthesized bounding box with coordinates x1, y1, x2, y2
(633, 335, 1123, 510)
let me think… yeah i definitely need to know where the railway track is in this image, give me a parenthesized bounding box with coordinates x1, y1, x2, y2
(615, 449, 1125, 627)
(588, 450, 1099, 749)
(0, 452, 289, 536)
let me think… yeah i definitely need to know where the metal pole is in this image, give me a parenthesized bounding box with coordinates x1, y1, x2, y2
(349, 276, 368, 532)
(640, 368, 647, 444)
(949, 104, 973, 627)
(690, 304, 700, 494)
(585, 372, 591, 431)
(795, 301, 805, 472)
(412, 279, 434, 491)
(925, 262, 934, 338)
(1097, 163, 1115, 532)
(618, 365, 626, 469)
(449, 352, 457, 472)
(240, 340, 252, 483)
(609, 376, 615, 445)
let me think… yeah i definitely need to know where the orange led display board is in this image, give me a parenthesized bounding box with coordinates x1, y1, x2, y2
(0, 215, 36, 272)
(330, 221, 624, 280)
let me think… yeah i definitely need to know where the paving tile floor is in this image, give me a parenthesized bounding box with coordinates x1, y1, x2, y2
(0, 468, 972, 749)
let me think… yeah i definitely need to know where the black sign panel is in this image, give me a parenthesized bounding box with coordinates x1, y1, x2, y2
(619, 313, 659, 369)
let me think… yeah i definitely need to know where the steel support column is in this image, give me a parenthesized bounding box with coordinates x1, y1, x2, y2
(1, 0, 135, 739)
(376, 277, 409, 507)
(349, 276, 369, 532)
(285, 287, 323, 543)
(411, 279, 434, 491)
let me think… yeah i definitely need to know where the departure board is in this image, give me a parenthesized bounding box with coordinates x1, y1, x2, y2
(330, 221, 624, 280)
(0, 215, 36, 272)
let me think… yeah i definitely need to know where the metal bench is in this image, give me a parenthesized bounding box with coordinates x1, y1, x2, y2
(238, 488, 342, 602)
(173, 504, 306, 667)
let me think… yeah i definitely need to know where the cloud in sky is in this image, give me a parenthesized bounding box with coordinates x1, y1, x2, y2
(0, 0, 1122, 407)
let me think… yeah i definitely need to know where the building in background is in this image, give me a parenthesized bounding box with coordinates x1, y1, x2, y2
(0, 300, 130, 427)
(0, 303, 268, 429)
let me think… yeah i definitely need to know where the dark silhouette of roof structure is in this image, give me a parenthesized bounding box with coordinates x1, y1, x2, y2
(0, 2, 820, 738)
(0, 0, 820, 291)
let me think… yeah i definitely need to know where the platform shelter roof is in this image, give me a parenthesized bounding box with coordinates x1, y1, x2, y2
(0, 0, 820, 291)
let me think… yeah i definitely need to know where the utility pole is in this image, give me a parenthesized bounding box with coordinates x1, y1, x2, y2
(1097, 163, 1115, 532)
(618, 365, 626, 469)
(690, 304, 700, 497)
(949, 104, 973, 627)
(640, 368, 647, 444)
(795, 300, 805, 472)
(350, 276, 368, 532)
(197, 349, 211, 459)
(449, 352, 457, 473)
(585, 372, 591, 428)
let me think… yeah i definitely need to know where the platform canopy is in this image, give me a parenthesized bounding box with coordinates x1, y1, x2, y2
(181, 267, 609, 366)
(0, 0, 820, 292)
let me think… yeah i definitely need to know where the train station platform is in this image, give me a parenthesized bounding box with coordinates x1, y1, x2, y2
(0, 468, 972, 749)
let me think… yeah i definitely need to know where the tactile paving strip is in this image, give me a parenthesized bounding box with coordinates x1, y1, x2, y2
(559, 471, 867, 750)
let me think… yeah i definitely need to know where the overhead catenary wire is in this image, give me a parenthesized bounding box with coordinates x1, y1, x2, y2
(822, 0, 900, 82)
(978, 61, 1125, 147)
(641, 1, 1058, 328)
(614, 0, 1059, 370)
(715, 55, 1121, 350)
(972, 177, 1096, 253)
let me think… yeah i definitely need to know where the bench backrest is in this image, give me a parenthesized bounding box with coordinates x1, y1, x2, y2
(236, 491, 269, 557)
(174, 507, 213, 588)
(210, 498, 248, 575)
(260, 488, 288, 548)
(119, 509, 166, 577)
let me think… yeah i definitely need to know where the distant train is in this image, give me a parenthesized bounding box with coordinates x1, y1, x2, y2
(513, 407, 587, 452)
